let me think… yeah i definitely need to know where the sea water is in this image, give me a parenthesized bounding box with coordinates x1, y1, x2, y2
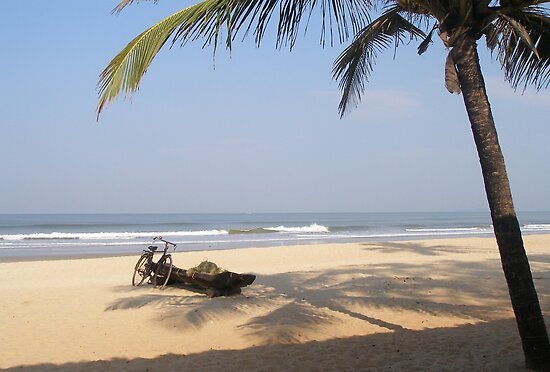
(1, 212, 549, 260)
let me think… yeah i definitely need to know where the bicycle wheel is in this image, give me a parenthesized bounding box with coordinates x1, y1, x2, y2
(132, 254, 150, 286)
(153, 255, 173, 289)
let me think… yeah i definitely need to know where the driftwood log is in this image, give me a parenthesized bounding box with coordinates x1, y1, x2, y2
(153, 262, 256, 297)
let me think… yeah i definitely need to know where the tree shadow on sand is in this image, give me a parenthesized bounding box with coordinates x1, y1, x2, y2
(6, 319, 533, 371)
(8, 240, 548, 371)
(360, 240, 496, 256)
(101, 239, 549, 343)
(107, 262, 502, 330)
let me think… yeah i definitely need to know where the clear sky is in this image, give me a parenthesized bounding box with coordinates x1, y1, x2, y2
(1, 1, 549, 214)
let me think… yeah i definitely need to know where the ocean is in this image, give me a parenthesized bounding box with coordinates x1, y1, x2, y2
(1, 212, 549, 260)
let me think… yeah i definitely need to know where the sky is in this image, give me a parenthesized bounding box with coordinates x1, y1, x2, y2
(1, 1, 549, 214)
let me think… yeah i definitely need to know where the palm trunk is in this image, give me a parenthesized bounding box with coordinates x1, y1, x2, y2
(453, 38, 550, 370)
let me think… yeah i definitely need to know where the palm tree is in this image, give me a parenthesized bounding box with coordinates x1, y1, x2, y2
(97, 0, 550, 368)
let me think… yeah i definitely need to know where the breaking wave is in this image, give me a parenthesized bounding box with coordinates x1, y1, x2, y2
(229, 223, 329, 235)
(0, 230, 228, 241)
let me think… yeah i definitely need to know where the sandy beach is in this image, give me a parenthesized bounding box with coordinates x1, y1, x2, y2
(1, 235, 549, 371)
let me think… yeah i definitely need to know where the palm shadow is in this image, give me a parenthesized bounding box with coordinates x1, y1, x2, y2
(360, 240, 495, 256)
(103, 245, 547, 346)
(6, 241, 549, 371)
(5, 318, 533, 371)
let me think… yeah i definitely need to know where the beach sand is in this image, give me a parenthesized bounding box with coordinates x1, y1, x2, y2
(0, 235, 549, 371)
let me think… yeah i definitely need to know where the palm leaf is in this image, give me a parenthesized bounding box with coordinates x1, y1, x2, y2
(444, 50, 460, 93)
(501, 14, 540, 59)
(484, 22, 498, 51)
(112, 0, 159, 14)
(493, 7, 550, 90)
(417, 23, 437, 55)
(171, 0, 371, 49)
(97, 0, 372, 117)
(97, 7, 196, 118)
(333, 7, 426, 116)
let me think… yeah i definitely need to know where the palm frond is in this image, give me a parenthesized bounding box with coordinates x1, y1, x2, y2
(484, 22, 498, 51)
(397, 0, 445, 21)
(98, 0, 372, 117)
(501, 14, 540, 58)
(171, 0, 371, 50)
(333, 7, 426, 116)
(112, 0, 159, 14)
(417, 23, 437, 54)
(493, 6, 550, 90)
(97, 7, 195, 117)
(497, 0, 550, 12)
(444, 50, 460, 93)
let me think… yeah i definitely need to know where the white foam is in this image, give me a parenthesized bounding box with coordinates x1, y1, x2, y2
(264, 223, 329, 234)
(406, 227, 484, 233)
(0, 229, 229, 241)
(523, 224, 550, 231)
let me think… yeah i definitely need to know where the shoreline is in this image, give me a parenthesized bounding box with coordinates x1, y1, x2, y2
(1, 234, 548, 370)
(2, 211, 549, 263)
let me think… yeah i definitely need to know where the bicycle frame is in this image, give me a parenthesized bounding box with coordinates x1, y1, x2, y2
(132, 237, 176, 288)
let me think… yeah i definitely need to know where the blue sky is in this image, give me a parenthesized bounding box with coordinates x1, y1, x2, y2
(1, 1, 549, 213)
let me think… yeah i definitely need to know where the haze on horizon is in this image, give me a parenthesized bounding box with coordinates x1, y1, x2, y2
(1, 2, 549, 214)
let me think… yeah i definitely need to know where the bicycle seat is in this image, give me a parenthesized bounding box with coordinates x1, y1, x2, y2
(148, 245, 158, 252)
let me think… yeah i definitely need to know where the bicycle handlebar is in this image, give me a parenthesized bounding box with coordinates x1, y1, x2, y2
(153, 236, 177, 249)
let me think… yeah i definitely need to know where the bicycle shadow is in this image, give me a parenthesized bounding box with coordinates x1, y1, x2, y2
(106, 282, 225, 310)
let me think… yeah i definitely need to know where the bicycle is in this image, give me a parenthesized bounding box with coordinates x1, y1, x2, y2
(132, 236, 176, 289)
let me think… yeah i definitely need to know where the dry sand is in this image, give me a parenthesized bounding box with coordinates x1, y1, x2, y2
(0, 235, 549, 371)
